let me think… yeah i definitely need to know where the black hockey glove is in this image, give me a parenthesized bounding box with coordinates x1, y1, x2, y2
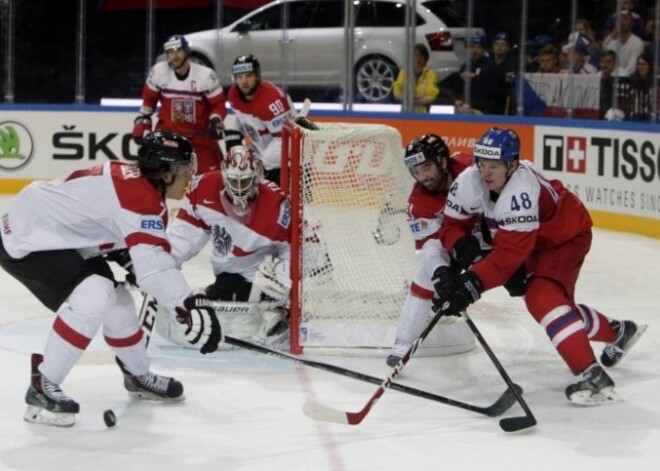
(452, 235, 483, 270)
(432, 270, 483, 315)
(105, 249, 136, 286)
(431, 266, 459, 317)
(208, 117, 225, 140)
(175, 294, 223, 354)
(223, 129, 244, 151)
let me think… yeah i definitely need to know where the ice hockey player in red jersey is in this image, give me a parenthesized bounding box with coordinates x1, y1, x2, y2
(226, 54, 296, 184)
(132, 34, 227, 174)
(386, 134, 476, 366)
(435, 127, 647, 405)
(155, 144, 291, 348)
(0, 131, 222, 427)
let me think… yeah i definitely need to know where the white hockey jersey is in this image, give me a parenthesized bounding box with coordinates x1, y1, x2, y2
(0, 162, 191, 310)
(227, 80, 295, 171)
(168, 170, 291, 280)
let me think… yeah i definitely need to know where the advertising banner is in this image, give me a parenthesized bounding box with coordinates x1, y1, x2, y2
(535, 125, 660, 236)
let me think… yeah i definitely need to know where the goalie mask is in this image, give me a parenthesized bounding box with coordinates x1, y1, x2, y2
(221, 145, 263, 216)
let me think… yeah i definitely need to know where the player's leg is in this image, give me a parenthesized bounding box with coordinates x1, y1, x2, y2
(102, 284, 184, 401)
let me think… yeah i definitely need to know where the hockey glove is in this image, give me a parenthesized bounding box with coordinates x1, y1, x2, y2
(223, 129, 244, 151)
(452, 235, 483, 270)
(175, 294, 223, 354)
(105, 249, 136, 286)
(208, 117, 225, 140)
(432, 270, 483, 315)
(132, 115, 153, 145)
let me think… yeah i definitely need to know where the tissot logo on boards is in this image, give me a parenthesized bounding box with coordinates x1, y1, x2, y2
(542, 135, 587, 173)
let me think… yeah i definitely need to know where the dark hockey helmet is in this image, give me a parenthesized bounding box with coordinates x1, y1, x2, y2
(137, 131, 196, 175)
(473, 127, 520, 164)
(403, 133, 449, 171)
(232, 54, 261, 78)
(163, 34, 190, 53)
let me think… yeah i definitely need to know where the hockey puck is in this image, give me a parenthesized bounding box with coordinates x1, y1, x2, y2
(103, 409, 116, 428)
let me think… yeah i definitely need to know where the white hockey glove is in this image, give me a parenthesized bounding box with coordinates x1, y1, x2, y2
(175, 294, 223, 354)
(249, 255, 292, 307)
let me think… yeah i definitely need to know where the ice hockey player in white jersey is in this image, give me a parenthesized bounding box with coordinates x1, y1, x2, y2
(161, 144, 292, 348)
(0, 131, 222, 426)
(226, 54, 296, 183)
(132, 34, 227, 174)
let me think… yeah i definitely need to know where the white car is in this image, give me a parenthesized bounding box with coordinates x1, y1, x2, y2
(170, 0, 483, 103)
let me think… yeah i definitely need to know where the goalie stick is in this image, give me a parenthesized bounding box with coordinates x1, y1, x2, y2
(137, 292, 159, 347)
(224, 335, 519, 418)
(461, 311, 537, 432)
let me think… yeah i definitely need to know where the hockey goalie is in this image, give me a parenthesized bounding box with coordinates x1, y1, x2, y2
(156, 145, 294, 349)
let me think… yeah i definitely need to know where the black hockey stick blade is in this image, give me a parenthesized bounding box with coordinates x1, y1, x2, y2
(499, 414, 538, 432)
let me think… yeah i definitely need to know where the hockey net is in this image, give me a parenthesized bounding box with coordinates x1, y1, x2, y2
(283, 121, 456, 355)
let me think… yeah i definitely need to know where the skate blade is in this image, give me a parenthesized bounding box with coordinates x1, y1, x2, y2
(23, 405, 76, 427)
(127, 390, 186, 402)
(568, 386, 621, 406)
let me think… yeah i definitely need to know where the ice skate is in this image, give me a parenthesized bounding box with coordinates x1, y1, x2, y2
(24, 353, 80, 427)
(386, 339, 411, 367)
(116, 358, 184, 401)
(565, 363, 619, 406)
(601, 320, 648, 368)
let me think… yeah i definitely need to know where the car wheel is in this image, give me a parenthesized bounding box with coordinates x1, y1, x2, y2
(354, 55, 398, 103)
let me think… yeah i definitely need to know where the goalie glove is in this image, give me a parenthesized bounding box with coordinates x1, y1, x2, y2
(249, 255, 292, 307)
(208, 117, 225, 140)
(175, 294, 223, 354)
(132, 114, 153, 145)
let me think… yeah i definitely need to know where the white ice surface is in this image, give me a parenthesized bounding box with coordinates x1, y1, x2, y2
(0, 195, 658, 471)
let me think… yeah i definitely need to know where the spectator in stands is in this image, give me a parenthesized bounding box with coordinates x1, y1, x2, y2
(479, 32, 517, 115)
(602, 0, 645, 42)
(537, 44, 562, 73)
(452, 33, 490, 114)
(631, 52, 653, 84)
(628, 52, 654, 121)
(566, 18, 602, 68)
(393, 43, 440, 113)
(561, 33, 598, 74)
(524, 35, 554, 73)
(603, 9, 645, 76)
(598, 50, 621, 120)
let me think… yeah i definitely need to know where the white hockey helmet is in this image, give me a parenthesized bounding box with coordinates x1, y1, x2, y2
(221, 145, 263, 215)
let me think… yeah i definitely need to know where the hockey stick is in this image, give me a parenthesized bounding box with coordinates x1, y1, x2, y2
(300, 307, 521, 426)
(297, 98, 311, 118)
(137, 292, 158, 347)
(461, 311, 537, 432)
(224, 335, 519, 418)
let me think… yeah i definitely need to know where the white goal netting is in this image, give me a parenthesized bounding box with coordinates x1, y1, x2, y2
(286, 122, 421, 351)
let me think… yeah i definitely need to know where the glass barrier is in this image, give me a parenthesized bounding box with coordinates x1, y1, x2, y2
(1, 0, 659, 123)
